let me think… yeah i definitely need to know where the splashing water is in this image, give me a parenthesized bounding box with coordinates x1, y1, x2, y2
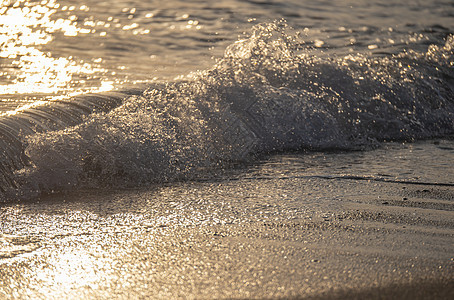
(1, 21, 452, 201)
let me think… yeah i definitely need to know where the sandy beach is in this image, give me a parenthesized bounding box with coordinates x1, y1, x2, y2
(1, 147, 453, 299)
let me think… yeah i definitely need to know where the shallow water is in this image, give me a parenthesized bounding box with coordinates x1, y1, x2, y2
(1, 140, 454, 299)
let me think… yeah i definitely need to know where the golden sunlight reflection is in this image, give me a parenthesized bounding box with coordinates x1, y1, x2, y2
(0, 0, 109, 97)
(31, 250, 113, 295)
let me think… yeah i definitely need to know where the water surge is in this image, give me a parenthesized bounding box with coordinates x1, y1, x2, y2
(1, 22, 453, 201)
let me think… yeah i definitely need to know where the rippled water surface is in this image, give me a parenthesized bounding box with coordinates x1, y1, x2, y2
(1, 0, 453, 110)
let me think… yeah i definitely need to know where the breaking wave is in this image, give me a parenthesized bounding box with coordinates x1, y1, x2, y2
(1, 21, 453, 201)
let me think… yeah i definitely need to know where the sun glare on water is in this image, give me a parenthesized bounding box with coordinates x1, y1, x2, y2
(0, 0, 108, 97)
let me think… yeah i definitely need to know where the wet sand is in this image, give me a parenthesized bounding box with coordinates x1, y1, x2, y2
(1, 150, 453, 299)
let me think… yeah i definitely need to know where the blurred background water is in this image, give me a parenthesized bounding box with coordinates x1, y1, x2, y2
(0, 0, 453, 111)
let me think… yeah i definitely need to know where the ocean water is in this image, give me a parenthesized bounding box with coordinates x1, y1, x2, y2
(1, 2, 454, 297)
(0, 0, 453, 200)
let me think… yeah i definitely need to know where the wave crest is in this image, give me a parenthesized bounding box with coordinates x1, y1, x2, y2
(2, 21, 454, 200)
